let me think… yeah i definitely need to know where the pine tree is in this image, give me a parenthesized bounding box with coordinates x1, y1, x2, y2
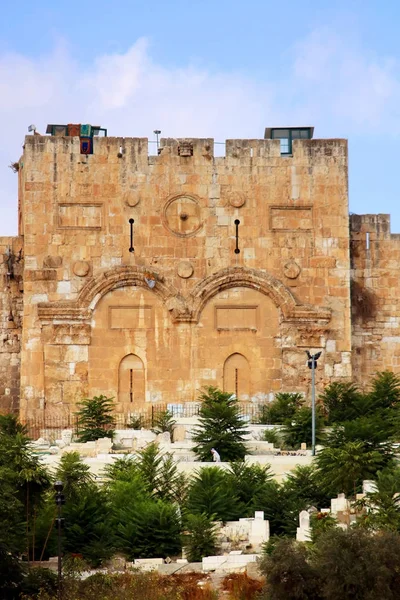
(192, 386, 248, 462)
(75, 395, 116, 442)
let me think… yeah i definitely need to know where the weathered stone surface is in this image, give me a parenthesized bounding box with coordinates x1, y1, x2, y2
(0, 131, 391, 419)
(73, 260, 90, 277)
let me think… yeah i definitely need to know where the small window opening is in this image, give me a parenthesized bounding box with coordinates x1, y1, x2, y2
(250, 148, 253, 157)
(366, 232, 370, 250)
(129, 369, 133, 403)
(268, 127, 312, 155)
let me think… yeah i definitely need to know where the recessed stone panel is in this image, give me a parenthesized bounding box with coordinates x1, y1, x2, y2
(58, 203, 103, 229)
(215, 305, 258, 331)
(109, 306, 153, 329)
(270, 206, 312, 231)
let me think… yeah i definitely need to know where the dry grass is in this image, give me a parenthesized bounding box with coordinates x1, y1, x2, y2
(221, 572, 264, 600)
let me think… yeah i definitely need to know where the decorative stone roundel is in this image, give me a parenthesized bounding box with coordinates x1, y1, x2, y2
(228, 191, 246, 208)
(124, 191, 140, 207)
(73, 260, 90, 277)
(177, 260, 194, 279)
(163, 195, 202, 237)
(283, 260, 301, 280)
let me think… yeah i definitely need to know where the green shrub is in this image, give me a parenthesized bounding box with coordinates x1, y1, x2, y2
(192, 386, 248, 462)
(258, 393, 304, 425)
(282, 406, 325, 449)
(75, 395, 116, 442)
(151, 409, 176, 437)
(184, 513, 218, 562)
(187, 467, 237, 521)
(260, 428, 281, 446)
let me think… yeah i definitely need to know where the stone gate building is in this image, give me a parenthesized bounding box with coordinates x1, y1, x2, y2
(0, 125, 398, 420)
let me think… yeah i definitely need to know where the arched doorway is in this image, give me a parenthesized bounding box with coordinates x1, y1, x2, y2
(223, 353, 250, 399)
(118, 354, 145, 405)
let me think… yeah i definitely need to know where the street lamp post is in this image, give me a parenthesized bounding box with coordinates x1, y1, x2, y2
(306, 351, 322, 456)
(153, 130, 161, 151)
(54, 481, 65, 600)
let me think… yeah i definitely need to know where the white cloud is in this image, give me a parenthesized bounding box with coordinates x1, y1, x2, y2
(291, 28, 400, 131)
(0, 30, 400, 234)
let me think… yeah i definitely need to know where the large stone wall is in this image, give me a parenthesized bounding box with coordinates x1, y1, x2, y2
(350, 214, 400, 385)
(12, 133, 352, 420)
(0, 236, 23, 413)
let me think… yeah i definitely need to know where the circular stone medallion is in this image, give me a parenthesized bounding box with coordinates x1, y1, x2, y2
(283, 260, 301, 280)
(73, 260, 90, 277)
(124, 191, 140, 207)
(177, 261, 194, 279)
(163, 195, 202, 237)
(228, 191, 246, 208)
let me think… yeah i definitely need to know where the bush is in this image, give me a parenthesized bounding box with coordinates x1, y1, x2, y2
(151, 410, 176, 437)
(314, 528, 400, 600)
(192, 386, 248, 462)
(115, 500, 182, 559)
(258, 393, 304, 425)
(19, 566, 57, 599)
(315, 441, 384, 497)
(282, 406, 325, 449)
(258, 538, 321, 600)
(183, 513, 218, 562)
(75, 395, 116, 442)
(260, 428, 281, 446)
(187, 467, 236, 521)
(222, 573, 264, 599)
(127, 414, 145, 429)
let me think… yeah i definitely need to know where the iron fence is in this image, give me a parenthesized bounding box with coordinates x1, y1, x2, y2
(23, 401, 269, 440)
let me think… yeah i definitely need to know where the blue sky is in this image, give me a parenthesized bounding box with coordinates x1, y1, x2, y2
(1, 0, 400, 233)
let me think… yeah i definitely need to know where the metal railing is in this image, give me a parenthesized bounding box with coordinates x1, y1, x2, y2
(23, 401, 270, 440)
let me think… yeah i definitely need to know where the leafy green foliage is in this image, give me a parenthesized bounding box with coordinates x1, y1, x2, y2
(356, 467, 400, 531)
(282, 406, 325, 449)
(19, 566, 58, 599)
(225, 462, 273, 518)
(184, 513, 218, 562)
(0, 414, 51, 564)
(55, 451, 93, 501)
(260, 428, 282, 446)
(63, 485, 115, 566)
(320, 382, 364, 424)
(258, 392, 304, 424)
(315, 441, 384, 497)
(76, 395, 116, 442)
(310, 512, 338, 543)
(115, 500, 181, 559)
(126, 414, 145, 429)
(314, 528, 400, 600)
(151, 409, 176, 437)
(187, 467, 237, 521)
(260, 529, 400, 600)
(0, 413, 28, 437)
(192, 386, 248, 461)
(259, 538, 321, 600)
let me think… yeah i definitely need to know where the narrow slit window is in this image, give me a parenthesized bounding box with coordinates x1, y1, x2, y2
(366, 232, 370, 250)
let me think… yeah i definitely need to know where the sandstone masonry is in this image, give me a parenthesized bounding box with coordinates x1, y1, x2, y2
(0, 127, 392, 420)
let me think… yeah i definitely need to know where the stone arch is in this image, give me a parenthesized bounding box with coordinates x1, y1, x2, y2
(118, 353, 145, 405)
(78, 266, 178, 310)
(190, 266, 331, 323)
(190, 266, 298, 321)
(223, 353, 250, 399)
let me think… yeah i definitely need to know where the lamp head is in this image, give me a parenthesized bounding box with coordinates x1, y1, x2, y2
(54, 480, 64, 492)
